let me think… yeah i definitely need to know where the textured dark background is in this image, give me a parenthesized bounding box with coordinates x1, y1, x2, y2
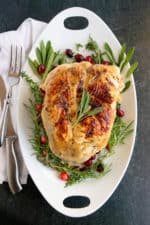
(0, 0, 149, 225)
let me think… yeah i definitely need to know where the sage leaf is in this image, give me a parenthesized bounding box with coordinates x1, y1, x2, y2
(73, 89, 103, 127)
(46, 41, 51, 53)
(118, 43, 126, 65)
(84, 106, 103, 117)
(28, 57, 38, 75)
(121, 81, 131, 93)
(40, 41, 46, 65)
(36, 47, 42, 64)
(120, 47, 135, 72)
(42, 49, 55, 81)
(104, 43, 116, 64)
(126, 62, 138, 78)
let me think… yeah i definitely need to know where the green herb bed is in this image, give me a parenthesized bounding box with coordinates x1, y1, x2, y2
(22, 37, 137, 186)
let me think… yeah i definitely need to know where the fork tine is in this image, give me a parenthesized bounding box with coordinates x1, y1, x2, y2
(18, 47, 22, 74)
(9, 45, 13, 73)
(14, 46, 18, 73)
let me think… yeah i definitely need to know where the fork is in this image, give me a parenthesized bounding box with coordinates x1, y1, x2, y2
(0, 45, 23, 193)
(0, 46, 22, 146)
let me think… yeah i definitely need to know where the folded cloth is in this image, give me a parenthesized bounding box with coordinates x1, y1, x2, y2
(0, 18, 46, 184)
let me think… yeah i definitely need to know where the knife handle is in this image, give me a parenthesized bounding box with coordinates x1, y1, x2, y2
(0, 95, 10, 147)
(6, 136, 22, 194)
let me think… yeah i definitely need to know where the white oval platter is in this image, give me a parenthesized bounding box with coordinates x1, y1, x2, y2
(17, 7, 137, 217)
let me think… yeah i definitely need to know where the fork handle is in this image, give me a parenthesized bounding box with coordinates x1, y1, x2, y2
(0, 94, 10, 147)
(6, 136, 22, 194)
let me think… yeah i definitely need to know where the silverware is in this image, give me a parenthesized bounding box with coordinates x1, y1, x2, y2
(0, 46, 22, 146)
(0, 46, 23, 193)
(6, 109, 22, 194)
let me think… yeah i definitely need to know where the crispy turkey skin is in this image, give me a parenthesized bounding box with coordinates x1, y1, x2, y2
(41, 62, 124, 165)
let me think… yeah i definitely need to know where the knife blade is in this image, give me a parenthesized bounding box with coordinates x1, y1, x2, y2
(0, 76, 22, 193)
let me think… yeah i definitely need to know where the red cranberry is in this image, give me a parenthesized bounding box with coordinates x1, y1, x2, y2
(40, 135, 47, 144)
(85, 55, 93, 63)
(65, 49, 73, 57)
(75, 54, 84, 62)
(101, 61, 110, 65)
(117, 109, 125, 117)
(90, 154, 96, 160)
(42, 150, 47, 157)
(60, 172, 69, 181)
(35, 103, 42, 113)
(97, 164, 104, 173)
(38, 64, 45, 74)
(84, 159, 92, 167)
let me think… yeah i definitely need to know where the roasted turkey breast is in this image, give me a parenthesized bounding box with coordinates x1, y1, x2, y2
(41, 62, 124, 165)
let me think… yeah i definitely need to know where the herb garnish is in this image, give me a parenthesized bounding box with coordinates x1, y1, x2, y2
(121, 81, 131, 93)
(85, 36, 102, 63)
(108, 116, 133, 149)
(29, 38, 138, 94)
(22, 72, 134, 186)
(72, 89, 103, 127)
(104, 43, 117, 64)
(23, 36, 137, 186)
(76, 43, 83, 51)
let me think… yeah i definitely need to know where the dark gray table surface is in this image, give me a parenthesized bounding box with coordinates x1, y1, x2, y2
(0, 0, 149, 225)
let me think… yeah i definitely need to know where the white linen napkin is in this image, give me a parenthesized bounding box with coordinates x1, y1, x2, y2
(0, 18, 47, 184)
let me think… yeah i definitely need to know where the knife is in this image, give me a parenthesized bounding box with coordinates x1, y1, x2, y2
(0, 76, 22, 193)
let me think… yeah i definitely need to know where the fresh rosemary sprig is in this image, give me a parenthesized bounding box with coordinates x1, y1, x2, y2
(66, 162, 111, 187)
(22, 73, 112, 186)
(22, 73, 134, 186)
(72, 89, 103, 127)
(21, 72, 43, 103)
(85, 36, 102, 63)
(24, 36, 138, 186)
(108, 116, 133, 149)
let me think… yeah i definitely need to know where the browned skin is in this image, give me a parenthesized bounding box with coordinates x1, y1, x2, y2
(41, 62, 124, 165)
